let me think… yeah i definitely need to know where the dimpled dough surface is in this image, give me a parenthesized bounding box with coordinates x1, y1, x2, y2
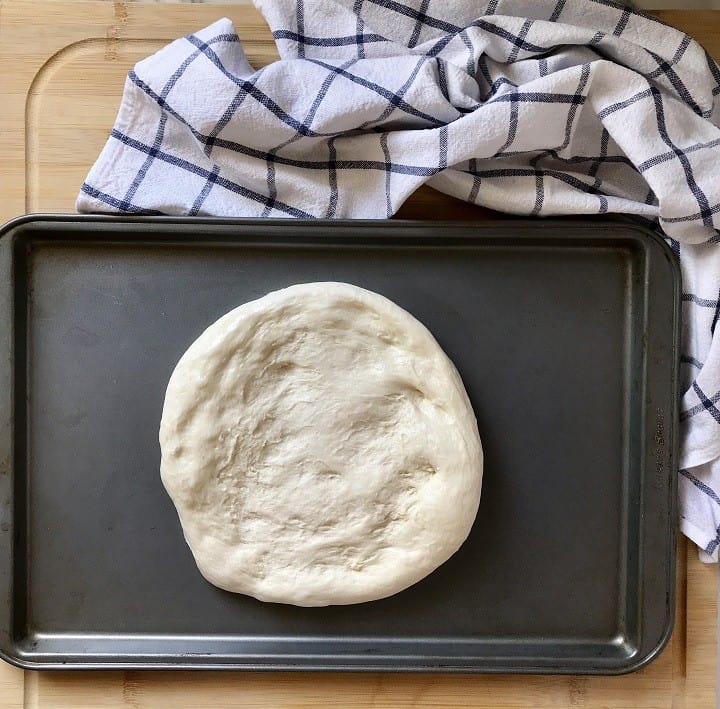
(159, 282, 483, 606)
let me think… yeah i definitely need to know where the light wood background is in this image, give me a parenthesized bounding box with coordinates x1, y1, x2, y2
(0, 1, 717, 706)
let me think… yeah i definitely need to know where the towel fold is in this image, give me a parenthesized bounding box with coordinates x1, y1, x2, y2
(78, 0, 720, 559)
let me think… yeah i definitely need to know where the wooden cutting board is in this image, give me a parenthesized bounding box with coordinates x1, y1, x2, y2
(0, 1, 717, 707)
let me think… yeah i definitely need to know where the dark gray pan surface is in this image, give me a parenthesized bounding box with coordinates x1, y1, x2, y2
(0, 215, 679, 672)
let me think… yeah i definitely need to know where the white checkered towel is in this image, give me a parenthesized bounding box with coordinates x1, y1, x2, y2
(78, 0, 720, 560)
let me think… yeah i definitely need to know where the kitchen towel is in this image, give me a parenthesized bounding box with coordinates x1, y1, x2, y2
(78, 0, 720, 560)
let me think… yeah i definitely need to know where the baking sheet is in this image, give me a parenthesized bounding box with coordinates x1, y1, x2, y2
(0, 215, 679, 672)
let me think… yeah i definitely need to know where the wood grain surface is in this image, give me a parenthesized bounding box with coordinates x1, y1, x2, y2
(0, 1, 717, 707)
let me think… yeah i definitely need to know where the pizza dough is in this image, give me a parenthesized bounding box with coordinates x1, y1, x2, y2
(159, 282, 483, 606)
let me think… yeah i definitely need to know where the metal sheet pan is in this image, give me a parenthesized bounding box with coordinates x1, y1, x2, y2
(0, 215, 679, 672)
